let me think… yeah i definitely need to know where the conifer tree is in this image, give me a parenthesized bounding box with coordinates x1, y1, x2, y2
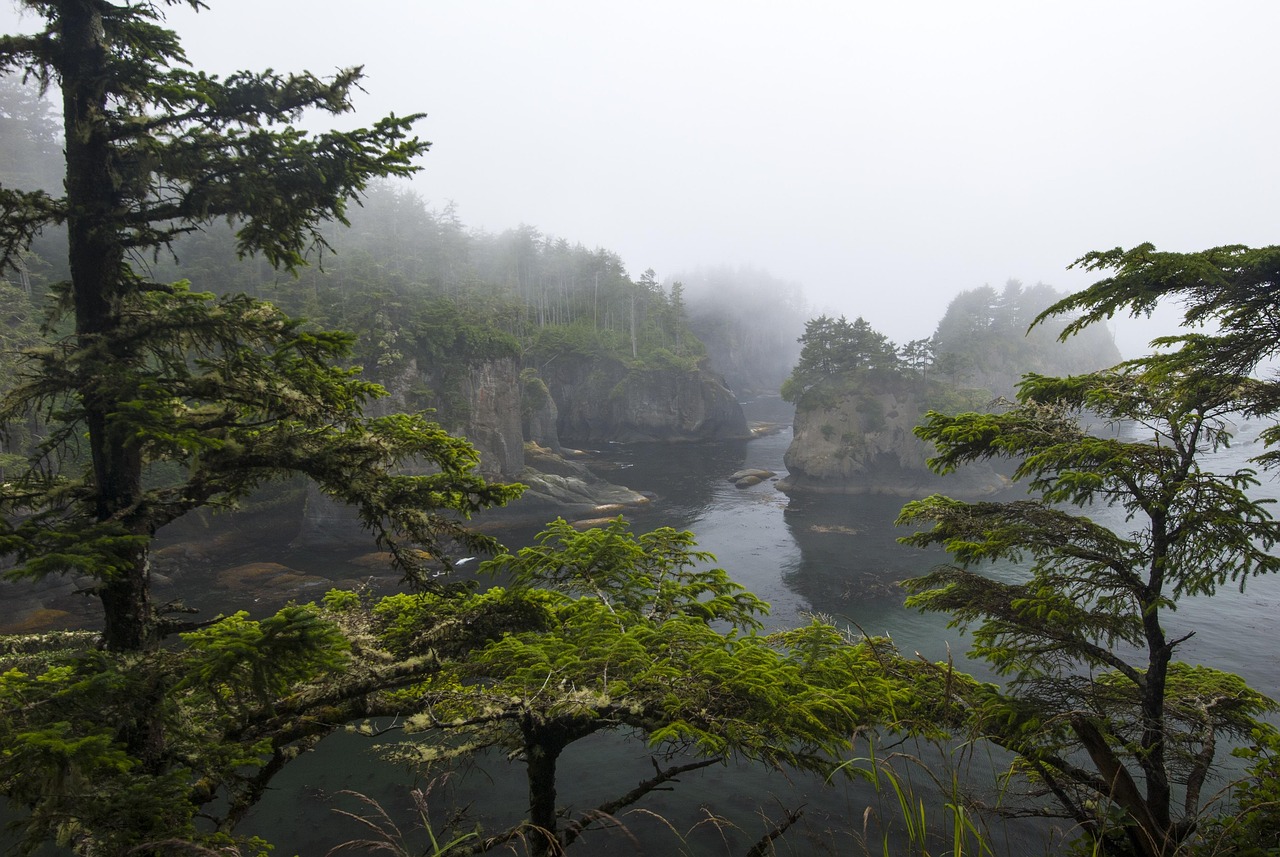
(900, 368, 1280, 857)
(379, 518, 906, 857)
(0, 0, 520, 651)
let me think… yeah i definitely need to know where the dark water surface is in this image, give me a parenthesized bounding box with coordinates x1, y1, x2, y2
(241, 406, 1280, 855)
(9, 399, 1277, 855)
(238, 402, 1065, 855)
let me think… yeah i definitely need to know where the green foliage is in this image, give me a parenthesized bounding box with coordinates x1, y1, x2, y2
(0, 602, 347, 854)
(525, 319, 623, 361)
(933, 279, 1121, 399)
(524, 318, 701, 371)
(782, 314, 902, 404)
(918, 380, 993, 416)
(0, 590, 542, 855)
(370, 586, 552, 661)
(1044, 243, 1280, 458)
(634, 345, 700, 373)
(832, 743, 1001, 857)
(1194, 726, 1280, 856)
(483, 516, 768, 628)
(178, 607, 350, 708)
(374, 519, 911, 856)
(898, 365, 1280, 857)
(1048, 243, 1280, 370)
(410, 297, 522, 365)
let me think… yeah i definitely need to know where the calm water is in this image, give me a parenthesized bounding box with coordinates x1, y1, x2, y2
(245, 407, 1047, 856)
(11, 399, 1275, 854)
(246, 400, 1280, 855)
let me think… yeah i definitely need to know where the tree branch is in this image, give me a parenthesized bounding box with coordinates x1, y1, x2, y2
(560, 756, 724, 850)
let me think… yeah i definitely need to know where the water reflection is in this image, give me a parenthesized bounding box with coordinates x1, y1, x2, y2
(582, 438, 752, 526)
(782, 492, 931, 607)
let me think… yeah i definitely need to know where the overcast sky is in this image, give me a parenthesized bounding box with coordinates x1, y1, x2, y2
(5, 1, 1278, 355)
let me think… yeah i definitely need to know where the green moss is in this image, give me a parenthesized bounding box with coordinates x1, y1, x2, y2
(520, 368, 551, 422)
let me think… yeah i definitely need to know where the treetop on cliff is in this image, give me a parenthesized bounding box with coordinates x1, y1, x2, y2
(781, 314, 901, 403)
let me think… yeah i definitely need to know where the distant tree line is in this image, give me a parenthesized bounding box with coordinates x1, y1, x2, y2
(932, 278, 1122, 396)
(0, 70, 784, 388)
(781, 280, 1123, 408)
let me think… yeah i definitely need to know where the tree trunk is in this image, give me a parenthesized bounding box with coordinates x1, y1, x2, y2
(60, 0, 156, 651)
(99, 555, 157, 651)
(1071, 715, 1171, 857)
(526, 738, 564, 857)
(629, 292, 638, 360)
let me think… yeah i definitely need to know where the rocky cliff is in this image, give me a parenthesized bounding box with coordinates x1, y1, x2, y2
(779, 386, 1005, 497)
(540, 356, 750, 444)
(296, 347, 755, 545)
(295, 355, 528, 545)
(296, 355, 660, 545)
(434, 356, 525, 480)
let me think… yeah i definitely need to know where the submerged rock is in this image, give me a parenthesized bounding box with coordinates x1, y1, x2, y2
(212, 562, 331, 611)
(728, 468, 777, 484)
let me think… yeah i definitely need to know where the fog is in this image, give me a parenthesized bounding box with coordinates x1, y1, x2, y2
(5, 1, 1277, 356)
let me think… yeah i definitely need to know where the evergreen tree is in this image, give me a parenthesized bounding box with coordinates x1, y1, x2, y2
(1026, 242, 1280, 852)
(900, 368, 1280, 856)
(0, 0, 520, 653)
(1044, 243, 1280, 412)
(0, 74, 61, 193)
(379, 518, 907, 857)
(781, 314, 900, 403)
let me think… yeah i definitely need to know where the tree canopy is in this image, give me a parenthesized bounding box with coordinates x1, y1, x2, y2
(0, 0, 520, 652)
(781, 314, 900, 403)
(1044, 243, 1280, 428)
(899, 366, 1280, 857)
(371, 517, 913, 857)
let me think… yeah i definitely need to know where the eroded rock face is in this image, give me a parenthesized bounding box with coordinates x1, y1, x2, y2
(780, 389, 1005, 498)
(449, 357, 525, 479)
(521, 370, 561, 452)
(358, 356, 529, 479)
(542, 357, 750, 444)
(298, 356, 528, 546)
(295, 356, 670, 546)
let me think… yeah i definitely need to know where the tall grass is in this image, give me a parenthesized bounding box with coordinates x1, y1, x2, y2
(827, 741, 1003, 857)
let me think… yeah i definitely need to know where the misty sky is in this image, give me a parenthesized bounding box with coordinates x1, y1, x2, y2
(5, 1, 1278, 356)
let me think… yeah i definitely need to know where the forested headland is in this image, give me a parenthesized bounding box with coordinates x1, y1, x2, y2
(778, 281, 1122, 495)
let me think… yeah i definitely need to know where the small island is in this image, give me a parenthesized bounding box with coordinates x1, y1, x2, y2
(779, 281, 1122, 496)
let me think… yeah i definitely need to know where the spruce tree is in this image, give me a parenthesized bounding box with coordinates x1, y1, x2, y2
(0, 0, 520, 651)
(900, 368, 1280, 856)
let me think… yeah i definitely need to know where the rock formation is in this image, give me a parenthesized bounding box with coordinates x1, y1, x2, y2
(539, 356, 750, 444)
(779, 386, 1006, 498)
